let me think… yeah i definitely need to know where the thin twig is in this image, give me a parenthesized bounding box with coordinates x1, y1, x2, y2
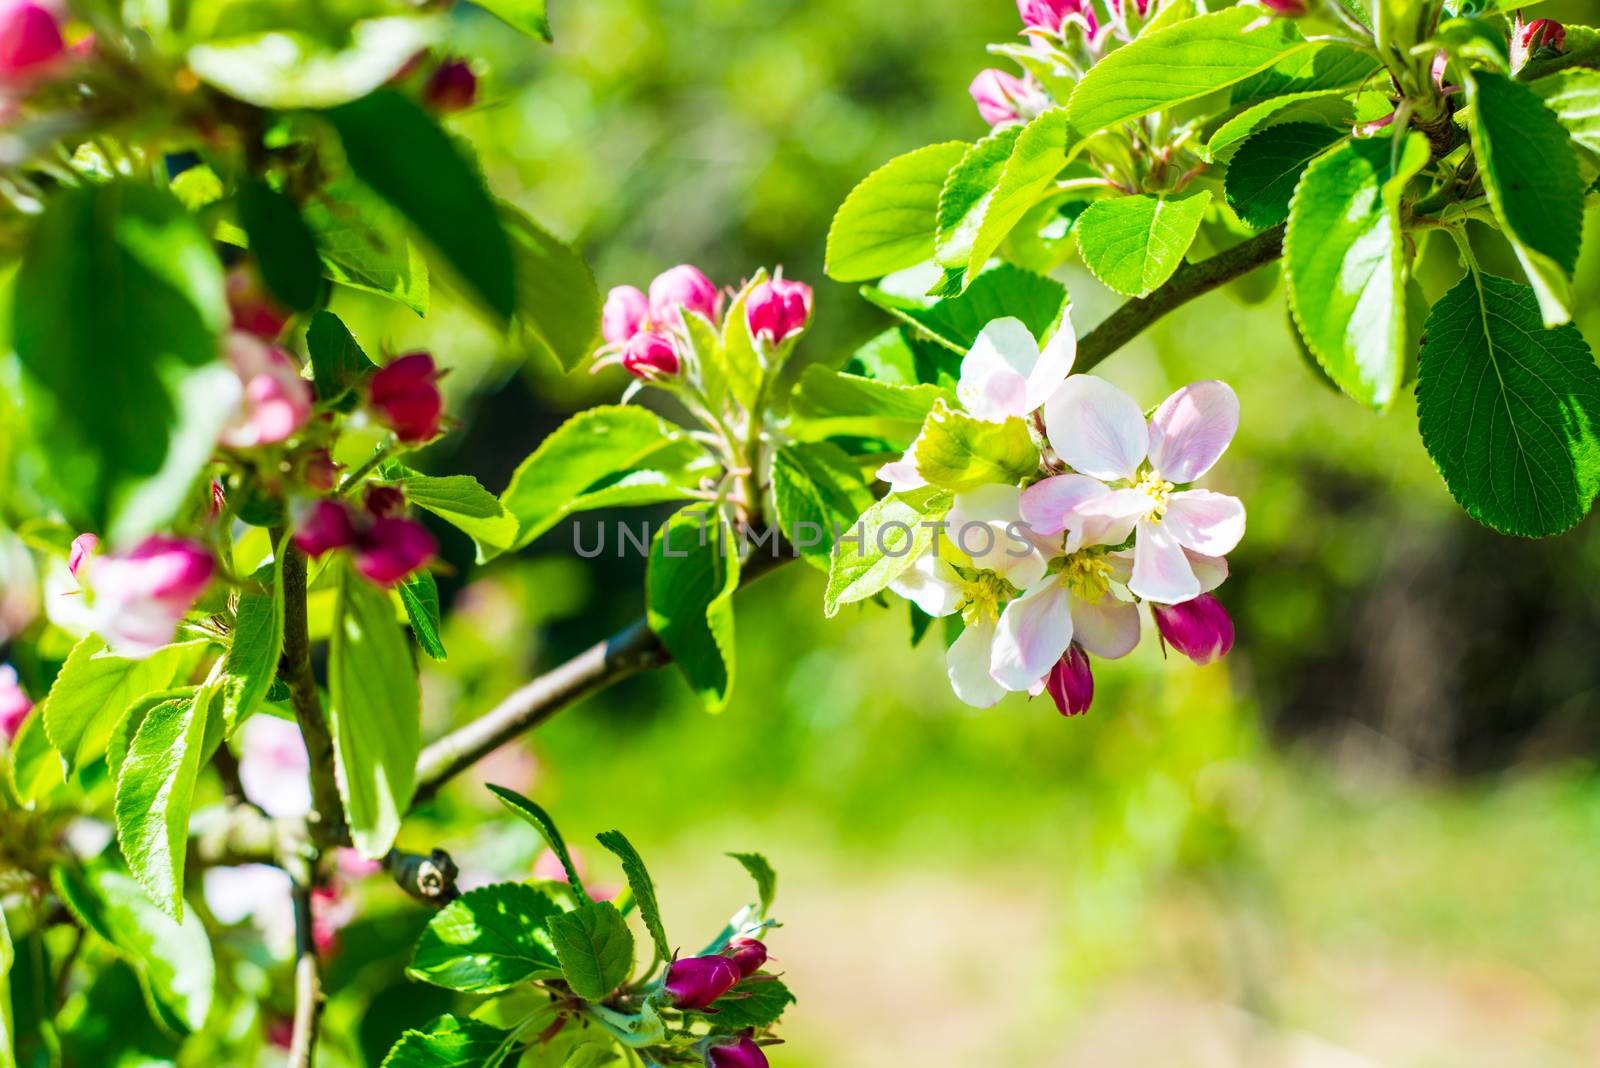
(287, 875, 322, 1068)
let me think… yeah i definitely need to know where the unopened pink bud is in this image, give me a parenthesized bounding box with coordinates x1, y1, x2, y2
(1259, 0, 1307, 15)
(363, 484, 406, 519)
(1, 664, 31, 742)
(1153, 593, 1234, 666)
(0, 1, 64, 79)
(226, 263, 291, 341)
(745, 276, 812, 346)
(116, 537, 215, 605)
(220, 332, 313, 448)
(300, 449, 340, 493)
(648, 265, 721, 326)
(294, 501, 359, 558)
(368, 352, 444, 444)
(1512, 16, 1565, 70)
(602, 285, 649, 346)
(968, 68, 1041, 127)
(725, 937, 768, 977)
(706, 1036, 768, 1068)
(1045, 644, 1093, 717)
(621, 330, 681, 379)
(354, 516, 436, 586)
(68, 532, 98, 578)
(664, 955, 741, 1010)
(84, 537, 215, 657)
(424, 58, 477, 111)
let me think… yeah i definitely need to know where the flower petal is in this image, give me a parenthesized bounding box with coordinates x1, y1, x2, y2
(1023, 310, 1077, 412)
(875, 445, 926, 493)
(1129, 518, 1200, 603)
(888, 550, 963, 617)
(1163, 490, 1245, 557)
(1185, 550, 1229, 593)
(1042, 375, 1148, 482)
(947, 485, 1048, 589)
(1069, 594, 1141, 659)
(947, 617, 1006, 708)
(1019, 473, 1110, 536)
(990, 580, 1073, 691)
(1072, 487, 1153, 547)
(958, 317, 1036, 422)
(1147, 380, 1239, 484)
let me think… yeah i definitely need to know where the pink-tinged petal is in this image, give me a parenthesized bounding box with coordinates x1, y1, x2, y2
(948, 484, 1046, 589)
(1019, 473, 1108, 536)
(990, 580, 1073, 691)
(957, 317, 1035, 422)
(68, 532, 99, 579)
(876, 446, 926, 493)
(1104, 549, 1134, 585)
(1072, 487, 1153, 547)
(1163, 490, 1245, 557)
(1042, 375, 1147, 482)
(1068, 594, 1140, 659)
(1129, 518, 1200, 603)
(1185, 550, 1228, 593)
(888, 551, 963, 617)
(1146, 380, 1239, 483)
(601, 285, 648, 346)
(1025, 311, 1077, 412)
(947, 617, 1006, 708)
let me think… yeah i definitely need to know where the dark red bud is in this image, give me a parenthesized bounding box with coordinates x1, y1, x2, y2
(363, 484, 406, 519)
(1045, 644, 1093, 717)
(706, 1035, 769, 1068)
(725, 937, 768, 977)
(1152, 593, 1235, 666)
(665, 955, 741, 1010)
(424, 58, 477, 111)
(368, 352, 444, 444)
(293, 501, 359, 558)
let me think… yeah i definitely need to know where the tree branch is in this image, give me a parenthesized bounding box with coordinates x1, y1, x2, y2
(287, 874, 322, 1068)
(275, 535, 350, 849)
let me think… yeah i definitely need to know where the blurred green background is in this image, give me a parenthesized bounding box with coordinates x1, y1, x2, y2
(334, 1, 1600, 1064)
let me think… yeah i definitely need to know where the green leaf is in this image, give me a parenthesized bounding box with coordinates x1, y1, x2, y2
(714, 273, 767, 414)
(108, 688, 194, 782)
(502, 204, 600, 372)
(306, 310, 376, 405)
(222, 553, 285, 730)
(401, 474, 518, 564)
(1204, 92, 1354, 161)
(501, 407, 710, 549)
(474, 0, 552, 42)
(399, 570, 446, 660)
(935, 127, 1023, 268)
(1075, 191, 1211, 296)
(1224, 123, 1345, 229)
(1285, 133, 1427, 410)
(549, 903, 634, 1001)
(188, 15, 438, 109)
(304, 176, 429, 315)
(912, 401, 1039, 491)
(488, 785, 590, 901)
(52, 865, 214, 1033)
(11, 182, 231, 542)
(1534, 68, 1600, 154)
(727, 852, 776, 917)
(594, 830, 670, 963)
(706, 977, 795, 1030)
(1467, 69, 1586, 327)
(1067, 7, 1313, 135)
(236, 178, 322, 313)
(825, 142, 969, 282)
(327, 90, 516, 321)
(647, 506, 741, 713)
(1, 903, 14, 1068)
(40, 636, 210, 777)
(382, 1014, 513, 1068)
(788, 366, 953, 448)
(771, 442, 877, 569)
(862, 262, 1067, 354)
(330, 564, 421, 858)
(409, 882, 564, 993)
(1416, 273, 1600, 538)
(7, 711, 61, 803)
(1228, 40, 1381, 106)
(114, 684, 217, 920)
(823, 487, 951, 617)
(953, 108, 1072, 287)
(844, 326, 962, 389)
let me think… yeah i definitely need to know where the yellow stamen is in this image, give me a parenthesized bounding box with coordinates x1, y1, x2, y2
(1060, 551, 1114, 604)
(958, 572, 1010, 626)
(1133, 470, 1174, 520)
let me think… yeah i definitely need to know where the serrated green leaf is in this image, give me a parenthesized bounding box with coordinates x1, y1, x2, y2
(912, 401, 1039, 491)
(1075, 191, 1211, 296)
(823, 487, 951, 617)
(330, 564, 420, 858)
(788, 366, 953, 448)
(955, 109, 1072, 286)
(1285, 133, 1427, 410)
(304, 176, 428, 315)
(381, 1014, 514, 1068)
(826, 142, 969, 282)
(189, 15, 438, 109)
(409, 882, 564, 993)
(862, 262, 1067, 354)
(489, 785, 590, 902)
(222, 552, 285, 730)
(1416, 273, 1600, 537)
(1228, 40, 1381, 107)
(1534, 68, 1600, 154)
(771, 442, 877, 570)
(647, 506, 740, 713)
(502, 204, 600, 372)
(306, 310, 376, 405)
(1205, 92, 1354, 162)
(7, 711, 61, 803)
(706, 977, 795, 1030)
(399, 570, 446, 660)
(474, 0, 552, 41)
(715, 272, 767, 414)
(1225, 123, 1345, 229)
(1467, 69, 1586, 327)
(237, 178, 322, 313)
(400, 474, 517, 564)
(843, 326, 962, 389)
(550, 903, 634, 1001)
(727, 852, 776, 917)
(595, 830, 670, 963)
(935, 127, 1023, 268)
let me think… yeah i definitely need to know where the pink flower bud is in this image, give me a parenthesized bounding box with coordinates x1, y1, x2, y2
(225, 263, 291, 341)
(706, 1036, 768, 1068)
(85, 537, 215, 658)
(293, 501, 360, 558)
(363, 484, 406, 519)
(0, 1, 64, 79)
(353, 516, 436, 586)
(1259, 0, 1307, 15)
(621, 330, 681, 380)
(1, 663, 31, 741)
(1044, 644, 1093, 717)
(725, 937, 768, 977)
(1152, 593, 1234, 666)
(220, 332, 314, 448)
(68, 532, 98, 578)
(745, 277, 812, 346)
(1512, 16, 1565, 70)
(602, 284, 649, 346)
(1018, 0, 1098, 36)
(968, 68, 1043, 128)
(648, 265, 721, 327)
(424, 58, 477, 111)
(368, 352, 444, 444)
(665, 955, 742, 1010)
(299, 449, 340, 493)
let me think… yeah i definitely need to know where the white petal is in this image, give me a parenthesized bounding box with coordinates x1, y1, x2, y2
(990, 581, 1073, 691)
(947, 618, 1006, 708)
(888, 550, 963, 617)
(1186, 550, 1229, 593)
(1042, 375, 1147, 482)
(1023, 310, 1077, 412)
(1147, 380, 1239, 484)
(1163, 490, 1246, 557)
(958, 317, 1036, 422)
(875, 446, 926, 493)
(1072, 487, 1154, 547)
(1019, 473, 1110, 536)
(1069, 594, 1141, 659)
(948, 484, 1045, 587)
(1129, 518, 1200, 603)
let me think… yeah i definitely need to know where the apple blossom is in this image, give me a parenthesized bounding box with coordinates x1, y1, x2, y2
(293, 498, 437, 587)
(957, 314, 1076, 423)
(1044, 644, 1093, 716)
(1, 663, 31, 740)
(67, 531, 97, 577)
(648, 264, 721, 327)
(1153, 591, 1234, 665)
(706, 1036, 768, 1068)
(0, 0, 63, 80)
(219, 331, 313, 449)
(68, 535, 214, 658)
(968, 69, 1046, 127)
(602, 284, 650, 346)
(368, 351, 444, 444)
(1511, 16, 1564, 72)
(424, 58, 477, 111)
(1017, 0, 1079, 34)
(745, 275, 813, 346)
(621, 329, 682, 380)
(665, 954, 742, 1010)
(225, 262, 291, 341)
(988, 539, 1140, 692)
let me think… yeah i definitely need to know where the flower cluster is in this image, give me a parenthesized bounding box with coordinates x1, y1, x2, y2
(665, 938, 775, 1067)
(294, 486, 437, 587)
(878, 313, 1243, 716)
